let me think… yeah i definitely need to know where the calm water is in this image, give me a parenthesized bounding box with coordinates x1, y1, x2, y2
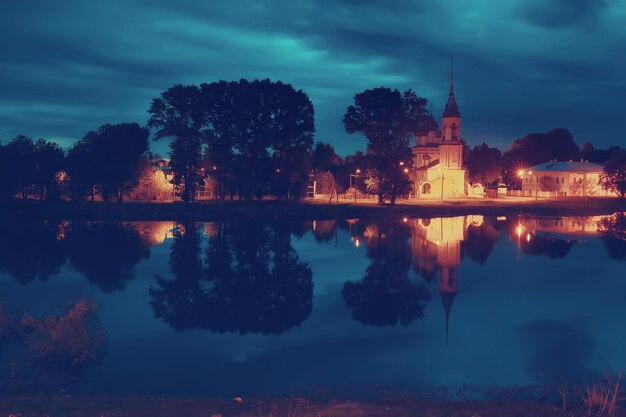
(1, 214, 625, 398)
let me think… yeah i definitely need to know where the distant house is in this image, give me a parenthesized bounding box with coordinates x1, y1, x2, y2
(520, 160, 610, 197)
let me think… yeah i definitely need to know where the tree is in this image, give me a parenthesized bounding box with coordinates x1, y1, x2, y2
(201, 79, 315, 200)
(538, 175, 560, 192)
(312, 142, 341, 171)
(129, 157, 174, 201)
(66, 123, 148, 201)
(0, 136, 36, 198)
(32, 139, 65, 200)
(343, 88, 434, 204)
(504, 128, 579, 167)
(149, 84, 206, 202)
(465, 143, 502, 185)
(599, 148, 626, 198)
(579, 141, 611, 163)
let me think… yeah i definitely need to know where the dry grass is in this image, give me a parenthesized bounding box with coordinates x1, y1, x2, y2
(576, 373, 625, 416)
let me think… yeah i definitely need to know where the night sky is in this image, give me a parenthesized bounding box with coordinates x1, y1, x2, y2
(2, 0, 625, 156)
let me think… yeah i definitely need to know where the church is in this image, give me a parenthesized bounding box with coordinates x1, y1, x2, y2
(412, 65, 468, 199)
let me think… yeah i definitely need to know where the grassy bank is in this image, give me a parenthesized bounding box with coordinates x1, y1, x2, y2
(1, 197, 625, 221)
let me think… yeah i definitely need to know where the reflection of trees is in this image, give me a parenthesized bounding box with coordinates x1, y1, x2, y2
(311, 220, 336, 242)
(461, 220, 499, 265)
(521, 234, 575, 259)
(0, 219, 66, 284)
(343, 220, 430, 327)
(150, 221, 314, 334)
(599, 213, 626, 260)
(19, 300, 106, 373)
(66, 222, 151, 292)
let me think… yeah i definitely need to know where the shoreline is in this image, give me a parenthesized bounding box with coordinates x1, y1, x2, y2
(1, 197, 625, 221)
(0, 392, 591, 416)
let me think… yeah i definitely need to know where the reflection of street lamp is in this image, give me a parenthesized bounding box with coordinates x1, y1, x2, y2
(438, 169, 445, 201)
(349, 169, 361, 203)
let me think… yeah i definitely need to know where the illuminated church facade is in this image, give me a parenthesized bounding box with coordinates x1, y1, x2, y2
(411, 65, 468, 199)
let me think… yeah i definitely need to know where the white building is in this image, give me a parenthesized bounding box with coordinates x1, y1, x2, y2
(519, 160, 610, 197)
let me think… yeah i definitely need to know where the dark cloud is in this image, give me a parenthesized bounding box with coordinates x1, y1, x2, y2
(0, 0, 624, 155)
(520, 0, 608, 27)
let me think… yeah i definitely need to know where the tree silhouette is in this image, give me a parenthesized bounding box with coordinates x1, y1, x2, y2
(0, 219, 66, 284)
(149, 85, 206, 202)
(66, 222, 151, 292)
(150, 221, 314, 334)
(201, 79, 315, 200)
(343, 220, 430, 326)
(32, 139, 65, 200)
(343, 88, 433, 204)
(599, 213, 626, 260)
(599, 148, 626, 198)
(66, 123, 148, 201)
(465, 143, 502, 185)
(504, 128, 579, 167)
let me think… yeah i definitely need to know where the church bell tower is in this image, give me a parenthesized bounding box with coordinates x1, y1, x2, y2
(439, 58, 463, 170)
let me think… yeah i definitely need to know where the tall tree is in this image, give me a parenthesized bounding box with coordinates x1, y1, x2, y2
(66, 123, 148, 201)
(465, 142, 502, 185)
(32, 139, 65, 200)
(0, 136, 36, 198)
(599, 148, 626, 198)
(201, 79, 315, 200)
(149, 84, 206, 202)
(503, 128, 579, 185)
(343, 88, 434, 204)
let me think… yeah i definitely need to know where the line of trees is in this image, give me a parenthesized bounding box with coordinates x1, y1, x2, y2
(0, 123, 149, 201)
(2, 79, 626, 203)
(148, 79, 316, 201)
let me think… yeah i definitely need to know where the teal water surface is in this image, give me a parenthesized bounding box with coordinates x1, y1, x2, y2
(0, 214, 625, 398)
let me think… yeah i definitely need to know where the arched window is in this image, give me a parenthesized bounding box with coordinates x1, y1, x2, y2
(422, 183, 432, 194)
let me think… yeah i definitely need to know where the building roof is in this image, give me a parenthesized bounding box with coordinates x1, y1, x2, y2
(528, 161, 604, 173)
(442, 59, 461, 118)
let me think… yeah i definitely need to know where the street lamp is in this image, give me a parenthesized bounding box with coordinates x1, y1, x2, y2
(349, 169, 361, 203)
(518, 170, 537, 199)
(438, 169, 445, 201)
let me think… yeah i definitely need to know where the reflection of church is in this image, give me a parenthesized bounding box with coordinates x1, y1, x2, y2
(409, 216, 483, 344)
(412, 64, 467, 199)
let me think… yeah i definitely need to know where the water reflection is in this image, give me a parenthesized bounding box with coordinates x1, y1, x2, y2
(1, 214, 625, 395)
(343, 219, 430, 327)
(150, 221, 314, 334)
(66, 222, 152, 292)
(0, 219, 66, 284)
(0, 214, 624, 336)
(599, 213, 626, 260)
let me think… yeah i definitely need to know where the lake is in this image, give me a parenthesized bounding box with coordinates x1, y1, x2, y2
(1, 214, 625, 399)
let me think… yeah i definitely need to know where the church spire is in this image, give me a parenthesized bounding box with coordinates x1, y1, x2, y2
(443, 58, 460, 118)
(450, 57, 454, 94)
